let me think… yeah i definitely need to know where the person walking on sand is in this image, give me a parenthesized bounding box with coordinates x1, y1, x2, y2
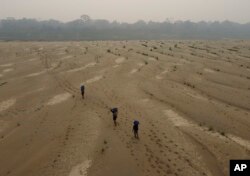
(80, 84, 85, 99)
(133, 120, 139, 139)
(110, 108, 118, 126)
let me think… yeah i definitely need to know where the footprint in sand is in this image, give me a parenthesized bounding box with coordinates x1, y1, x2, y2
(0, 98, 16, 112)
(115, 57, 125, 64)
(0, 63, 13, 67)
(47, 93, 71, 105)
(67, 62, 96, 73)
(25, 70, 46, 78)
(69, 160, 92, 176)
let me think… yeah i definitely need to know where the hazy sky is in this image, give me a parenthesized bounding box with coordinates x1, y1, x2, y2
(0, 0, 250, 23)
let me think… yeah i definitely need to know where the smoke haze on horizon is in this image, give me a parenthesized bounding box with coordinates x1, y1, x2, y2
(0, 0, 250, 23)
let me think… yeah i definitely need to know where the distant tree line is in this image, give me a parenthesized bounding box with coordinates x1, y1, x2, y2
(0, 16, 250, 40)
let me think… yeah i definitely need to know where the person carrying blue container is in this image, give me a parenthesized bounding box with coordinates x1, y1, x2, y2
(133, 120, 140, 139)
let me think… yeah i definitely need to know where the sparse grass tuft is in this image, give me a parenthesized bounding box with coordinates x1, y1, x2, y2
(144, 61, 148, 65)
(107, 49, 111, 53)
(208, 126, 213, 131)
(220, 131, 225, 136)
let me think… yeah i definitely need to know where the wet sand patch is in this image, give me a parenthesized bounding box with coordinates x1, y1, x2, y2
(0, 98, 16, 112)
(47, 93, 71, 105)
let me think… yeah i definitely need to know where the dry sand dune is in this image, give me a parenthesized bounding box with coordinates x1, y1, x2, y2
(0, 41, 250, 176)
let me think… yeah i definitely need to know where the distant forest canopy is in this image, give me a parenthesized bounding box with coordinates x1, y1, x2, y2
(0, 15, 250, 40)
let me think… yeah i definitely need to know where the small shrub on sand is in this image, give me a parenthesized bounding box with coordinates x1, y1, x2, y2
(144, 61, 148, 65)
(107, 49, 111, 53)
(220, 131, 225, 136)
(208, 126, 213, 131)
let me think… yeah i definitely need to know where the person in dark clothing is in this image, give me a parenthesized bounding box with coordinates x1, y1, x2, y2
(133, 120, 139, 139)
(80, 85, 85, 99)
(110, 108, 118, 126)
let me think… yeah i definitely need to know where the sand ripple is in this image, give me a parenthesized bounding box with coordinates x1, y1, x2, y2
(67, 62, 96, 73)
(86, 75, 103, 84)
(3, 68, 14, 73)
(69, 160, 92, 176)
(115, 57, 125, 64)
(47, 93, 71, 105)
(0, 63, 13, 67)
(25, 71, 46, 77)
(0, 98, 16, 112)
